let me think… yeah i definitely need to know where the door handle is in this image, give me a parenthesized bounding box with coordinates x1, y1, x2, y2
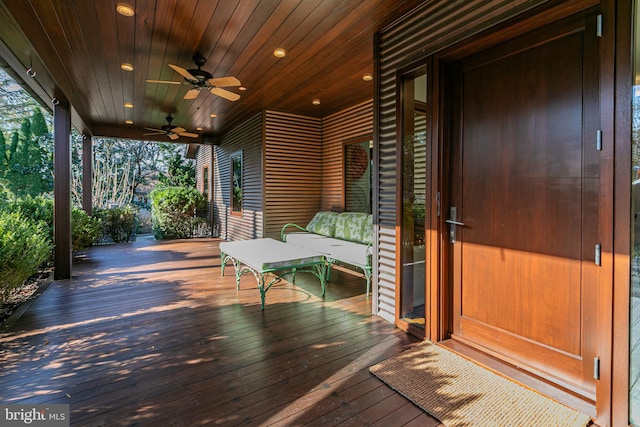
(447, 207, 463, 243)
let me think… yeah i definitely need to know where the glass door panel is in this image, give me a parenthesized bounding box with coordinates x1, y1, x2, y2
(400, 69, 428, 329)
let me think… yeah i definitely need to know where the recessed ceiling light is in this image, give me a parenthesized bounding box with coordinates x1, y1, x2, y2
(273, 48, 286, 58)
(125, 120, 133, 124)
(196, 127, 203, 131)
(120, 63, 134, 71)
(116, 4, 135, 16)
(210, 114, 217, 118)
(238, 87, 247, 91)
(124, 103, 133, 108)
(312, 99, 320, 105)
(362, 73, 373, 81)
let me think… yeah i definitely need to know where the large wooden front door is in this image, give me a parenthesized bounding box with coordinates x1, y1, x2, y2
(447, 12, 600, 397)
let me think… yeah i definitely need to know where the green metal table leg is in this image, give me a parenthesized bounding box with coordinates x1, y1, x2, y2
(220, 252, 228, 277)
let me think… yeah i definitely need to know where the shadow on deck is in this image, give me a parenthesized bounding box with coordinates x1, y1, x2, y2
(0, 236, 436, 426)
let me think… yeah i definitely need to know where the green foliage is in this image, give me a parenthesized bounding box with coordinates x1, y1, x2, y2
(3, 195, 54, 240)
(0, 195, 102, 251)
(0, 130, 6, 168)
(158, 154, 196, 188)
(0, 180, 12, 202)
(2, 113, 52, 197)
(72, 209, 103, 250)
(31, 107, 48, 137)
(94, 206, 137, 243)
(9, 132, 18, 159)
(0, 211, 51, 303)
(150, 186, 205, 239)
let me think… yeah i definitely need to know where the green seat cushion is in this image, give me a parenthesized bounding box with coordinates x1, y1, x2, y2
(306, 211, 338, 237)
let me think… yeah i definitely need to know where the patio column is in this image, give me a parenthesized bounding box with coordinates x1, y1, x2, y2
(54, 95, 72, 280)
(82, 135, 92, 215)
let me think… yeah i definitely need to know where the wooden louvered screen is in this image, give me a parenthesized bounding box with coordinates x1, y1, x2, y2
(213, 113, 263, 241)
(321, 100, 373, 212)
(375, 0, 547, 322)
(263, 110, 322, 239)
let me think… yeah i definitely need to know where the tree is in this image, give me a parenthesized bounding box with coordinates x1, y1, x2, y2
(31, 107, 48, 137)
(158, 152, 196, 188)
(0, 130, 6, 169)
(3, 114, 51, 197)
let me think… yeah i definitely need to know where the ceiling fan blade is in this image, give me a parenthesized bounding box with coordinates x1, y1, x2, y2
(145, 79, 182, 85)
(184, 88, 200, 100)
(210, 87, 240, 101)
(178, 132, 199, 138)
(168, 133, 180, 141)
(144, 132, 165, 136)
(168, 64, 198, 81)
(144, 127, 164, 132)
(172, 127, 186, 133)
(208, 76, 241, 87)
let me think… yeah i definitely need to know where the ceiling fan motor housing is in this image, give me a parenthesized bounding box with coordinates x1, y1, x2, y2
(187, 68, 213, 83)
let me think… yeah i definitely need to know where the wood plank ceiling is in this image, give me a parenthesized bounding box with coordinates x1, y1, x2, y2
(0, 0, 424, 143)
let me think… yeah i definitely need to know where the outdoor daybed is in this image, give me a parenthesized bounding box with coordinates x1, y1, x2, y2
(281, 211, 373, 295)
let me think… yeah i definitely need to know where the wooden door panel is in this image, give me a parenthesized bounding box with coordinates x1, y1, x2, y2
(461, 245, 582, 355)
(450, 12, 599, 395)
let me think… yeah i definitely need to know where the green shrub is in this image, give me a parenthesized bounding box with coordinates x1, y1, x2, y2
(150, 186, 205, 240)
(72, 209, 103, 250)
(94, 206, 137, 243)
(0, 211, 51, 303)
(2, 195, 54, 240)
(0, 195, 103, 251)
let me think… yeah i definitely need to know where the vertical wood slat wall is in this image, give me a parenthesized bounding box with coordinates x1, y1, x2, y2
(321, 100, 373, 212)
(375, 0, 550, 322)
(214, 112, 263, 241)
(263, 110, 322, 239)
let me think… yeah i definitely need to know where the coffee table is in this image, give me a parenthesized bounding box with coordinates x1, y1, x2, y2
(220, 238, 327, 309)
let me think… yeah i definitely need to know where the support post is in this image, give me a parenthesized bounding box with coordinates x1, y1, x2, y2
(54, 96, 72, 280)
(82, 135, 92, 215)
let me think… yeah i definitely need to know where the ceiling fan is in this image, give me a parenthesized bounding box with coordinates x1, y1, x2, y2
(144, 115, 199, 141)
(146, 54, 241, 101)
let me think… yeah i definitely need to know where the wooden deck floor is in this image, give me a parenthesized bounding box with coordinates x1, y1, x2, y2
(0, 236, 438, 426)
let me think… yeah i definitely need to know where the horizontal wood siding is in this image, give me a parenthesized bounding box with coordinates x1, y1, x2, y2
(321, 100, 373, 212)
(375, 0, 551, 322)
(213, 113, 263, 241)
(263, 110, 322, 239)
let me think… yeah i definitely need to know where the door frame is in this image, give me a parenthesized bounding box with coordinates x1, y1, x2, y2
(611, 0, 633, 425)
(423, 3, 614, 424)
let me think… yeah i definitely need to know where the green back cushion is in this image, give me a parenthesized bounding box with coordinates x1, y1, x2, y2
(306, 211, 338, 237)
(334, 212, 369, 243)
(361, 214, 373, 244)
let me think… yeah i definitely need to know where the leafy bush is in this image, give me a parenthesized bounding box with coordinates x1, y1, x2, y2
(150, 186, 205, 239)
(0, 211, 51, 303)
(2, 195, 54, 240)
(94, 206, 137, 243)
(0, 195, 103, 250)
(72, 209, 103, 250)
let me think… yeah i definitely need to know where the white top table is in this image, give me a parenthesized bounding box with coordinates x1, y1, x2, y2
(220, 238, 327, 309)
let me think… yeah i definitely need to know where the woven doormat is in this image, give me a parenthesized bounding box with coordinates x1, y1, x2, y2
(370, 341, 591, 427)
